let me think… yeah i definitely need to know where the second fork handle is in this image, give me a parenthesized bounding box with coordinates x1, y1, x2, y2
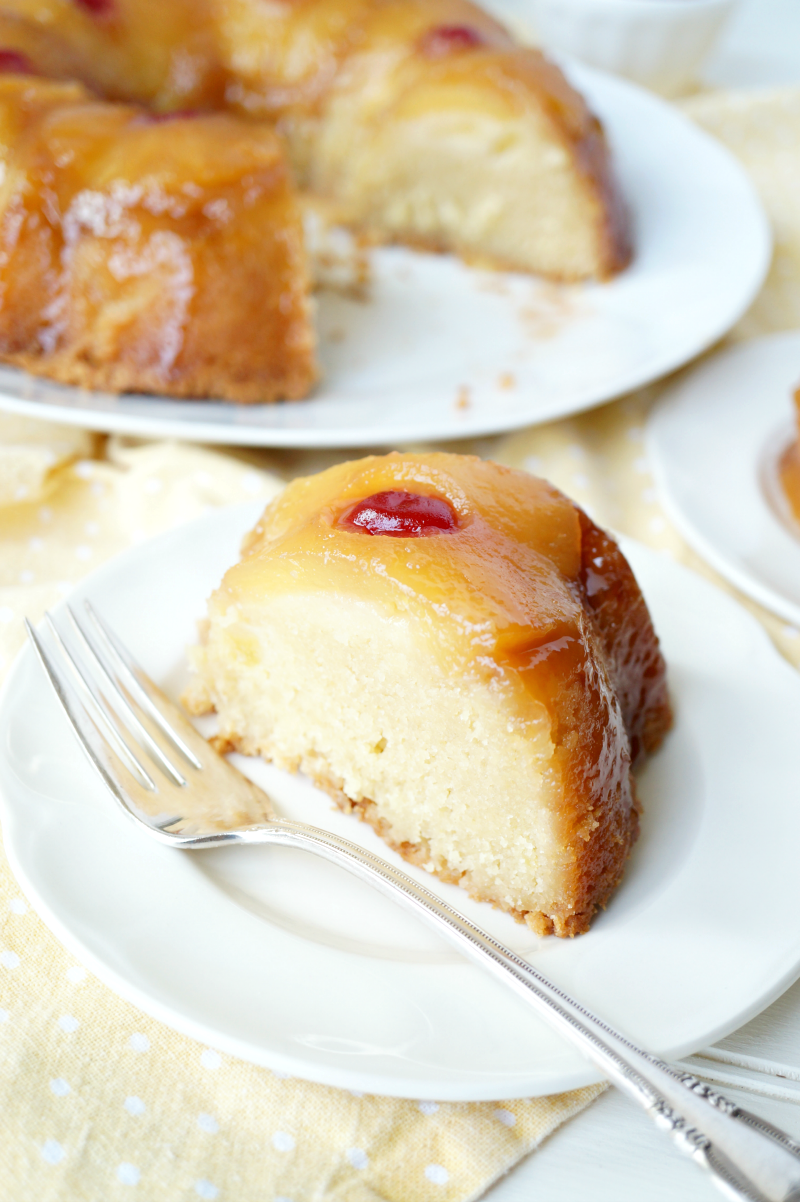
(214, 819, 800, 1202)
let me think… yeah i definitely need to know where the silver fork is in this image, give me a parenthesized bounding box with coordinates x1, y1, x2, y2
(25, 600, 800, 1202)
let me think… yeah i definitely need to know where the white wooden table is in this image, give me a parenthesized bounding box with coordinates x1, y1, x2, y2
(483, 1, 800, 1197)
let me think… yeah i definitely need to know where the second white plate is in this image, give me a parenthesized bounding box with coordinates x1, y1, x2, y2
(0, 62, 770, 447)
(648, 331, 800, 626)
(2, 504, 800, 1099)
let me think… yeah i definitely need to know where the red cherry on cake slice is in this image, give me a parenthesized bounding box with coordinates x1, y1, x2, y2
(338, 491, 458, 537)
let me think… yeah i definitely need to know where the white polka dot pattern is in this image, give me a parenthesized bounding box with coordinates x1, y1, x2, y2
(200, 1049, 222, 1070)
(117, 1162, 140, 1186)
(41, 1140, 65, 1165)
(272, 1132, 295, 1153)
(129, 1033, 149, 1052)
(194, 1181, 219, 1200)
(424, 1164, 450, 1185)
(50, 1079, 70, 1097)
(124, 1097, 146, 1117)
(347, 1148, 368, 1170)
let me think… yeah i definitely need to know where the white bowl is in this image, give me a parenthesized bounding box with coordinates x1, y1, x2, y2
(527, 0, 738, 95)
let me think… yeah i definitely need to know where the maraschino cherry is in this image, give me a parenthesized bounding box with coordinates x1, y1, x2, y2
(338, 491, 458, 537)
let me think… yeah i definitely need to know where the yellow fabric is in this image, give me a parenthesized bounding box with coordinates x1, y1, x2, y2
(1, 84, 800, 1200)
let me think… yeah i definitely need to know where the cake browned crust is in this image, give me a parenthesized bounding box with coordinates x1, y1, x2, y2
(187, 453, 670, 937)
(0, 74, 316, 402)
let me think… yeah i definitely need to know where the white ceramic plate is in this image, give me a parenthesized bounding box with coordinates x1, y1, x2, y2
(648, 331, 800, 627)
(2, 503, 800, 1100)
(0, 63, 769, 448)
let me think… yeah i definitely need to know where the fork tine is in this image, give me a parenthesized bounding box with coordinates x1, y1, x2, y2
(64, 605, 187, 789)
(25, 618, 153, 804)
(82, 599, 203, 771)
(42, 613, 156, 792)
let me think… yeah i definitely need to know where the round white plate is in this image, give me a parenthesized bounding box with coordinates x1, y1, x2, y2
(3, 504, 800, 1100)
(0, 63, 769, 448)
(648, 331, 800, 627)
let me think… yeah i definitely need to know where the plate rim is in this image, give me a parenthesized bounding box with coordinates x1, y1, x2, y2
(0, 61, 772, 448)
(647, 329, 800, 628)
(3, 502, 800, 1098)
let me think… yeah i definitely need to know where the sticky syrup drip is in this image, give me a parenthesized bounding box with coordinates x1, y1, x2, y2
(338, 490, 458, 537)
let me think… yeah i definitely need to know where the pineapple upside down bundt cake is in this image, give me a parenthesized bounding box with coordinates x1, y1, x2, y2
(184, 453, 671, 937)
(0, 0, 631, 285)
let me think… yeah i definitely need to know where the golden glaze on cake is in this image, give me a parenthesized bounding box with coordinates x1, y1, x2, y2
(186, 453, 670, 936)
(0, 0, 631, 281)
(0, 75, 316, 402)
(0, 2, 226, 110)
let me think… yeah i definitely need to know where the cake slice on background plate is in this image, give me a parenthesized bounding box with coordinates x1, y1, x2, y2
(185, 453, 671, 937)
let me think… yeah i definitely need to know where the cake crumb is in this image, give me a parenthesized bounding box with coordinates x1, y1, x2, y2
(518, 280, 581, 340)
(498, 372, 516, 390)
(455, 386, 471, 412)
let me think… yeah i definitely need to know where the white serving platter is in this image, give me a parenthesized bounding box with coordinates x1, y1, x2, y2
(0, 62, 770, 447)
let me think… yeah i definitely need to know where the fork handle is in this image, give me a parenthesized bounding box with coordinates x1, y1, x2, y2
(186, 818, 800, 1202)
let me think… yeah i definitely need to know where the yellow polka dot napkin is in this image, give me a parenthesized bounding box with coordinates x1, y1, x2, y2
(3, 83, 800, 1201)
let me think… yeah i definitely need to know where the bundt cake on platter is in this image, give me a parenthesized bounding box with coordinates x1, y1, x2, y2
(185, 453, 671, 937)
(0, 0, 631, 284)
